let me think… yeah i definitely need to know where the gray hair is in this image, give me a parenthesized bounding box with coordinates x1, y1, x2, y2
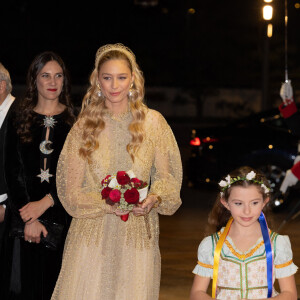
(0, 63, 12, 93)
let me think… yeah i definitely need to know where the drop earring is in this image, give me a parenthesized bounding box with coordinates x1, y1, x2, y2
(128, 83, 134, 97)
(96, 83, 102, 97)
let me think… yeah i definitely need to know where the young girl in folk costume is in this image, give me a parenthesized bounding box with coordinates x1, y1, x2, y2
(190, 166, 298, 300)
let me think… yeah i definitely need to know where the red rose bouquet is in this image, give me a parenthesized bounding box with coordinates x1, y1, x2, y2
(100, 170, 148, 222)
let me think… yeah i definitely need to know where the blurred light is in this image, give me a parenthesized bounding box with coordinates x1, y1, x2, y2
(161, 7, 168, 14)
(274, 200, 281, 206)
(263, 5, 273, 20)
(188, 8, 195, 14)
(190, 137, 201, 146)
(264, 0, 273, 2)
(205, 178, 210, 183)
(209, 145, 213, 149)
(268, 144, 273, 149)
(260, 118, 265, 123)
(267, 23, 273, 37)
(202, 137, 218, 143)
(134, 0, 158, 6)
(295, 3, 300, 8)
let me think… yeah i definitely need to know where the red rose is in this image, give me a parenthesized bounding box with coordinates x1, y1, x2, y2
(101, 187, 112, 199)
(124, 188, 139, 204)
(109, 189, 121, 203)
(101, 175, 111, 186)
(116, 171, 130, 185)
(140, 181, 148, 188)
(121, 214, 129, 222)
(130, 178, 142, 188)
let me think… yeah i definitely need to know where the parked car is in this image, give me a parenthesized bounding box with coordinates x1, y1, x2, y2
(186, 108, 299, 195)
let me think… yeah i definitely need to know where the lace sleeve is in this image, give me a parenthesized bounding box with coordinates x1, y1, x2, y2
(148, 111, 182, 215)
(56, 124, 111, 219)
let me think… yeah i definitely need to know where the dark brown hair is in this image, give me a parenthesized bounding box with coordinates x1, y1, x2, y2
(15, 51, 75, 142)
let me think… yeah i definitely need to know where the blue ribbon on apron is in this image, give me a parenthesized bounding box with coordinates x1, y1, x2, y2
(258, 212, 273, 298)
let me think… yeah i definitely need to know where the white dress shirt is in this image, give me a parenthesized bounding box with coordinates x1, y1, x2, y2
(0, 93, 15, 203)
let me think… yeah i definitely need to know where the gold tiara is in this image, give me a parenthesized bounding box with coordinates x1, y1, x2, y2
(95, 43, 136, 69)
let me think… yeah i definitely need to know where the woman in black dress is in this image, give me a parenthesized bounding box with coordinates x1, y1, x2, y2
(2, 51, 75, 299)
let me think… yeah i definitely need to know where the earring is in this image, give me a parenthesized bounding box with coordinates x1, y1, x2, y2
(96, 83, 102, 97)
(128, 83, 134, 97)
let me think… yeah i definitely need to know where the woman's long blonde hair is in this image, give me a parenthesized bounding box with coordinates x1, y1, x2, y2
(78, 43, 147, 162)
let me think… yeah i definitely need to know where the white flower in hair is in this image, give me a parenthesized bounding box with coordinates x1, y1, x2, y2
(225, 175, 231, 184)
(261, 184, 270, 194)
(246, 171, 256, 180)
(219, 180, 227, 187)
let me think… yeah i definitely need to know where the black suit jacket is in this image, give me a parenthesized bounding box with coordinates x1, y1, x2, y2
(0, 103, 11, 196)
(0, 99, 13, 256)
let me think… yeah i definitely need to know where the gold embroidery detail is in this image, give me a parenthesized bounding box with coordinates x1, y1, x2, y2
(106, 109, 131, 122)
(197, 261, 213, 269)
(224, 240, 265, 260)
(275, 259, 293, 269)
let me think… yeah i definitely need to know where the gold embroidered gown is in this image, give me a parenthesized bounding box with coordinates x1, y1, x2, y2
(51, 109, 182, 300)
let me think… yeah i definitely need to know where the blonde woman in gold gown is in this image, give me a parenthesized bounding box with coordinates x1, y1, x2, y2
(51, 43, 182, 300)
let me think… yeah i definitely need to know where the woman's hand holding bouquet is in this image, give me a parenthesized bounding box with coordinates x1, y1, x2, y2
(132, 194, 160, 217)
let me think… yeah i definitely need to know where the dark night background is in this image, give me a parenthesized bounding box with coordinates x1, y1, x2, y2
(2, 4, 300, 297)
(1, 0, 300, 108)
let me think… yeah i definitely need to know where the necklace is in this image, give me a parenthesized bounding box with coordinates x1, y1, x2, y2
(107, 109, 130, 121)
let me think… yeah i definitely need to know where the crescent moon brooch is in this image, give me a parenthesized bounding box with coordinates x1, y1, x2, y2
(39, 140, 54, 155)
(43, 116, 57, 128)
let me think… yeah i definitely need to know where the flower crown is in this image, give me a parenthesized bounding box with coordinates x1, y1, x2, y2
(218, 171, 270, 197)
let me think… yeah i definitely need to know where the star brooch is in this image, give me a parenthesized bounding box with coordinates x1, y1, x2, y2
(37, 168, 53, 183)
(43, 116, 57, 128)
